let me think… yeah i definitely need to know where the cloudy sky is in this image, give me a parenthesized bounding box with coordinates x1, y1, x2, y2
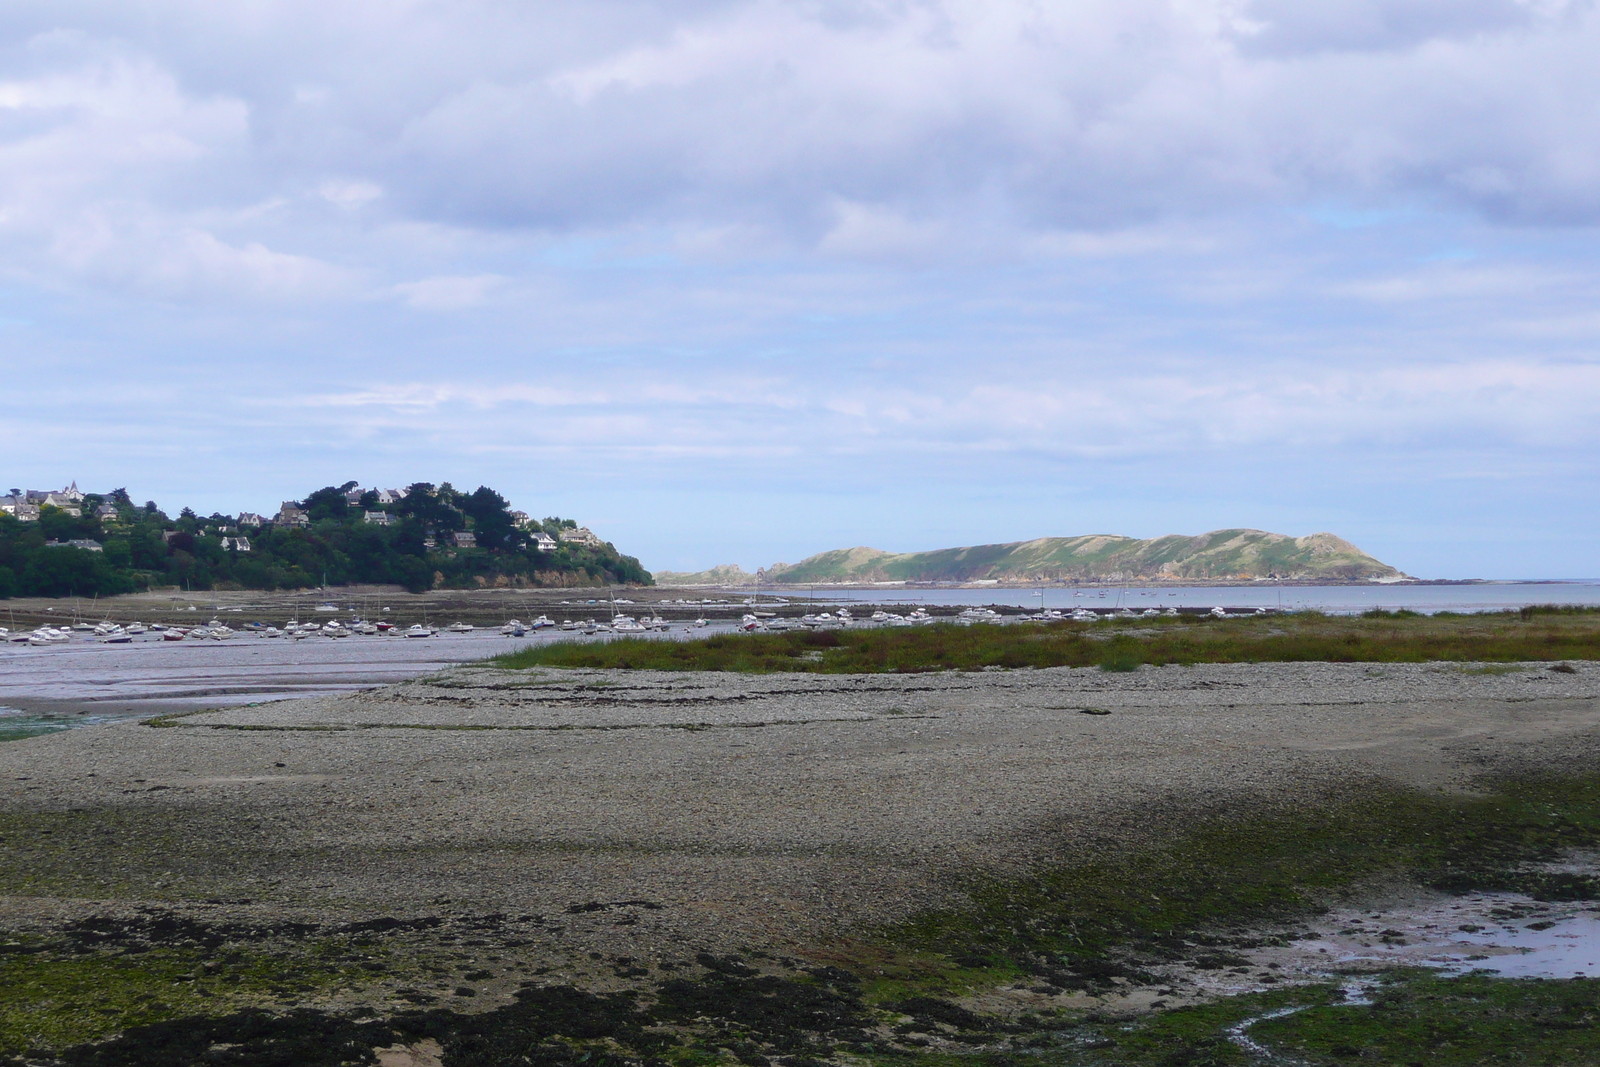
(2, 0, 1598, 578)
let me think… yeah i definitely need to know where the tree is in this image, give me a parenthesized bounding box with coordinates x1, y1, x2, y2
(303, 486, 351, 524)
(398, 483, 463, 533)
(462, 486, 522, 550)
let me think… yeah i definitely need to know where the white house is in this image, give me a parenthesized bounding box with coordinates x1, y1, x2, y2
(558, 526, 603, 548)
(40, 493, 82, 516)
(221, 536, 252, 553)
(363, 510, 392, 526)
(531, 531, 558, 552)
(237, 513, 265, 527)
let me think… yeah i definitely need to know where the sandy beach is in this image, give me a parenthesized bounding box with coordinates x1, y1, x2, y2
(4, 661, 1598, 958)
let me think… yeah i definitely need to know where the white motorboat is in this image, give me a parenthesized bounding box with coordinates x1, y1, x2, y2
(101, 633, 133, 644)
(445, 621, 473, 633)
(529, 616, 555, 630)
(262, 627, 283, 638)
(500, 619, 526, 636)
(611, 616, 647, 634)
(405, 624, 434, 638)
(692, 617, 709, 628)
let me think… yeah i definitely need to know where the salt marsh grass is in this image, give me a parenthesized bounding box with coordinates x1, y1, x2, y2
(490, 608, 1600, 673)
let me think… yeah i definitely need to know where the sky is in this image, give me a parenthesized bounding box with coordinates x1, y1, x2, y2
(2, 0, 1598, 579)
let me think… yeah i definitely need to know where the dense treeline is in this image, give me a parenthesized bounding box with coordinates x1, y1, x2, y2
(0, 482, 650, 598)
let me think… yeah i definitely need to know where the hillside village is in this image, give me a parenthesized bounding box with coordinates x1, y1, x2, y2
(0, 481, 648, 598)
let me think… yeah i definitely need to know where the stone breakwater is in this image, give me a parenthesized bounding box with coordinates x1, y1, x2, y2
(3, 661, 1599, 956)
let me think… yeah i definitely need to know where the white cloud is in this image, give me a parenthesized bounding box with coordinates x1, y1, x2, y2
(1328, 263, 1575, 303)
(320, 179, 383, 209)
(392, 273, 505, 310)
(4, 1, 1600, 277)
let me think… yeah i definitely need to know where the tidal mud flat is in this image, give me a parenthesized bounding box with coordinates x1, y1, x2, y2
(2, 661, 1599, 1064)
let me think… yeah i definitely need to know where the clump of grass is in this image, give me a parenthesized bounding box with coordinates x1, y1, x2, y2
(1520, 603, 1600, 618)
(1252, 971, 1600, 1067)
(1052, 972, 1600, 1067)
(488, 610, 1600, 674)
(1097, 640, 1143, 672)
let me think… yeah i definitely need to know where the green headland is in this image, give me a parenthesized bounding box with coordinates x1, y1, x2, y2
(655, 529, 1403, 586)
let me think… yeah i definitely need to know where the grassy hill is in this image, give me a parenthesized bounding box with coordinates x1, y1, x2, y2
(655, 530, 1405, 585)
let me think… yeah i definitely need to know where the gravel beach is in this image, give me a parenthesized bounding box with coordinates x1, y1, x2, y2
(4, 660, 1598, 965)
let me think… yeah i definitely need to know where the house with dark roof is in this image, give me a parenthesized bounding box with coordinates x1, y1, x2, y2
(276, 503, 310, 527)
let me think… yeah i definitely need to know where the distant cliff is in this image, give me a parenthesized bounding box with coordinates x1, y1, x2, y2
(654, 530, 1406, 586)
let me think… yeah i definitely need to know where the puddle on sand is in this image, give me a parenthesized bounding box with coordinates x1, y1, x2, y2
(0, 704, 138, 741)
(1178, 855, 1600, 1000)
(1261, 888, 1600, 982)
